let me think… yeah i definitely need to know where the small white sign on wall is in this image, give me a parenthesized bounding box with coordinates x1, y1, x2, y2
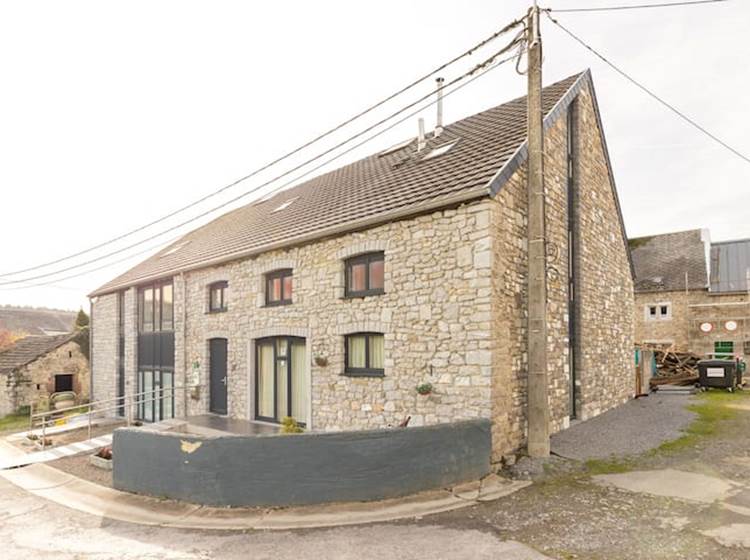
(706, 367, 725, 378)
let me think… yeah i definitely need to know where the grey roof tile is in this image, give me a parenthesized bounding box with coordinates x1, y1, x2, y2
(630, 229, 708, 293)
(0, 333, 77, 374)
(92, 73, 584, 295)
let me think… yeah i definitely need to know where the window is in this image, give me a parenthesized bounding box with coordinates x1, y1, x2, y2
(138, 280, 174, 332)
(345, 252, 384, 297)
(265, 269, 293, 306)
(255, 336, 307, 425)
(645, 303, 670, 321)
(345, 333, 385, 377)
(715, 341, 734, 359)
(208, 281, 228, 313)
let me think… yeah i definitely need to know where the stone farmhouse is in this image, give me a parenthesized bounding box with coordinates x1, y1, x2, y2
(89, 70, 634, 460)
(0, 332, 89, 417)
(632, 229, 750, 361)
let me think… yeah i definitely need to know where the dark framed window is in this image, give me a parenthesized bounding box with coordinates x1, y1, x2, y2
(138, 280, 174, 332)
(208, 281, 228, 313)
(345, 252, 384, 297)
(344, 333, 385, 377)
(266, 269, 293, 306)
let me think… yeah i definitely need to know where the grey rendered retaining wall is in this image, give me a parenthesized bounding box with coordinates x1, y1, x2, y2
(112, 419, 492, 507)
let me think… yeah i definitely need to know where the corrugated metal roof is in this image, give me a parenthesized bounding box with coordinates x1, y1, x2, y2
(710, 239, 750, 293)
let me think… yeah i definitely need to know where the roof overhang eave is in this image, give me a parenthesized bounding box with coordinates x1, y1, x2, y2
(89, 185, 492, 298)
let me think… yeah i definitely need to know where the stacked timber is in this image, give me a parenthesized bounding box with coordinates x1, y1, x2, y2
(649, 348, 700, 386)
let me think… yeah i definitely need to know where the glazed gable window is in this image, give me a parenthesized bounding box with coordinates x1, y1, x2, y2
(345, 252, 384, 297)
(208, 281, 228, 313)
(344, 333, 385, 377)
(138, 280, 174, 332)
(266, 269, 293, 306)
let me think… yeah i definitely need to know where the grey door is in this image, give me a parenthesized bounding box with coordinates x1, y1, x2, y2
(209, 338, 228, 415)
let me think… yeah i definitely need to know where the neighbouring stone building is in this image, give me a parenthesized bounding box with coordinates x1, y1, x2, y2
(90, 70, 635, 459)
(0, 332, 90, 417)
(631, 229, 750, 361)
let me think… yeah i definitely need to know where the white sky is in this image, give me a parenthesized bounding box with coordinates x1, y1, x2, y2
(0, 0, 748, 311)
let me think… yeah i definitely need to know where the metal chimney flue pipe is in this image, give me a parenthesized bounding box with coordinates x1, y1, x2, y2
(417, 117, 426, 151)
(435, 77, 444, 138)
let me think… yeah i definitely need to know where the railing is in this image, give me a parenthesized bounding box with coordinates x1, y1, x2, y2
(28, 385, 200, 450)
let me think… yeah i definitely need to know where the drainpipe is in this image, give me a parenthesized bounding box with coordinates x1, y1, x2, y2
(181, 272, 188, 418)
(89, 297, 94, 402)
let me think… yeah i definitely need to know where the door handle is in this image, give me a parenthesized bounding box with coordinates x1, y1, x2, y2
(221, 376, 228, 386)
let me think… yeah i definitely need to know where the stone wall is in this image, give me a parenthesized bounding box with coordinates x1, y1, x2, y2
(488, 80, 635, 457)
(12, 339, 89, 408)
(180, 200, 494, 431)
(573, 85, 635, 420)
(91, 293, 118, 404)
(636, 289, 750, 359)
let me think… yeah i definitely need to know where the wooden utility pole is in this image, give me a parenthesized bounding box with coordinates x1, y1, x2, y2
(526, 1, 550, 458)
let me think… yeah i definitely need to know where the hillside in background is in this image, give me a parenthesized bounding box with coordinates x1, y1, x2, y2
(0, 305, 76, 335)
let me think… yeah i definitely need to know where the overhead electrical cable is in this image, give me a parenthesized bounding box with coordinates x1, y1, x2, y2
(0, 33, 526, 288)
(546, 12, 750, 165)
(546, 0, 728, 13)
(0, 17, 525, 279)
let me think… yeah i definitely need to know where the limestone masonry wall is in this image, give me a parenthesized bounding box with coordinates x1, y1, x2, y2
(90, 79, 636, 460)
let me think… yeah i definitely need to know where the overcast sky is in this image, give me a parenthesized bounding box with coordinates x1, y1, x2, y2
(0, 0, 748, 311)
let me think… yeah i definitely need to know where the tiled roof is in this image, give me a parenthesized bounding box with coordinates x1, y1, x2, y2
(0, 333, 77, 374)
(630, 229, 709, 293)
(92, 72, 591, 296)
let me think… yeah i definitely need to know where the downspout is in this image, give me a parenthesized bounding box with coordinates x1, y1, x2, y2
(181, 272, 188, 418)
(89, 297, 94, 401)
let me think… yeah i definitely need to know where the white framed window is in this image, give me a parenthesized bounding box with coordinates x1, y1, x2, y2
(645, 302, 671, 321)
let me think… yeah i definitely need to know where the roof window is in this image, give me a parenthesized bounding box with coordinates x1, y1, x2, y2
(160, 240, 190, 258)
(422, 140, 459, 161)
(272, 197, 298, 213)
(379, 138, 414, 157)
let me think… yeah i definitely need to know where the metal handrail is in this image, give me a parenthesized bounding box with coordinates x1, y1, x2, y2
(29, 384, 200, 450)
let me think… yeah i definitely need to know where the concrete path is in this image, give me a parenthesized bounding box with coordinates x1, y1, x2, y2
(0, 474, 551, 560)
(595, 467, 750, 550)
(0, 434, 112, 469)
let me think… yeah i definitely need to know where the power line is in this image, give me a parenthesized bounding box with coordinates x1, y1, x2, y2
(546, 0, 728, 13)
(545, 12, 750, 166)
(0, 35, 526, 288)
(0, 234, 183, 291)
(0, 17, 525, 279)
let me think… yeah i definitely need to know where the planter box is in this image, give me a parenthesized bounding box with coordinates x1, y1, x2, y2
(89, 454, 113, 471)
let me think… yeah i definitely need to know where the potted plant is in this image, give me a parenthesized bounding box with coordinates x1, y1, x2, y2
(51, 391, 77, 411)
(416, 382, 433, 396)
(280, 416, 304, 434)
(89, 446, 113, 470)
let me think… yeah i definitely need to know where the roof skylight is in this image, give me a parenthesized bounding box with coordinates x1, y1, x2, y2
(272, 197, 299, 213)
(422, 140, 459, 161)
(161, 240, 190, 258)
(379, 137, 414, 157)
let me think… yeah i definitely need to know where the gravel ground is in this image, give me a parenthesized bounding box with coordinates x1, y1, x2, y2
(51, 454, 113, 487)
(550, 393, 697, 460)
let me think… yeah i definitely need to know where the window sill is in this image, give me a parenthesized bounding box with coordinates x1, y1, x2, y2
(344, 290, 385, 299)
(342, 370, 385, 378)
(264, 301, 292, 308)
